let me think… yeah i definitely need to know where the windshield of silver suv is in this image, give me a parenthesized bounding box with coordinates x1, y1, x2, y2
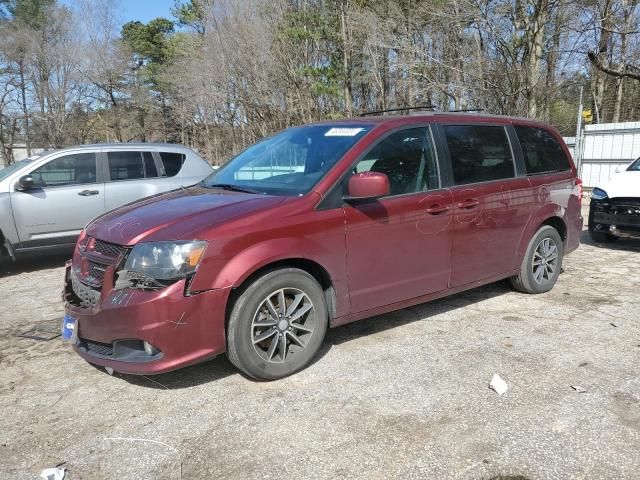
(202, 124, 372, 196)
(0, 158, 35, 181)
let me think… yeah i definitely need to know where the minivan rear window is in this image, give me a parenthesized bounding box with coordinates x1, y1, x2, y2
(443, 125, 515, 185)
(159, 152, 186, 177)
(515, 126, 571, 174)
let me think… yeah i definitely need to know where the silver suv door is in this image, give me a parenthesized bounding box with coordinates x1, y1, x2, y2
(103, 150, 174, 211)
(11, 151, 105, 247)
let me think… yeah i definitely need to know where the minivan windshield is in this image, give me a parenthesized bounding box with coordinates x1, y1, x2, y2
(202, 124, 372, 196)
(0, 158, 35, 182)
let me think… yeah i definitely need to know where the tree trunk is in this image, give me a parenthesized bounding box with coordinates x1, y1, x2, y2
(340, 4, 352, 116)
(543, 2, 563, 122)
(592, 0, 614, 122)
(525, 0, 550, 119)
(612, 0, 636, 122)
(18, 59, 31, 155)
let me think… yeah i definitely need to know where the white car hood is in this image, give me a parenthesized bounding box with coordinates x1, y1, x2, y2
(597, 171, 640, 199)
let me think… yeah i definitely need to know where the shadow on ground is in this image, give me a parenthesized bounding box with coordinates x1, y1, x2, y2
(580, 229, 640, 252)
(0, 249, 72, 278)
(113, 280, 511, 389)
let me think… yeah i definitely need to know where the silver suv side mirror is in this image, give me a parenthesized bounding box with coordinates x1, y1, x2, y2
(16, 174, 35, 191)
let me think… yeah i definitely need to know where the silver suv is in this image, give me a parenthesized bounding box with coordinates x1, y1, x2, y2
(0, 143, 213, 260)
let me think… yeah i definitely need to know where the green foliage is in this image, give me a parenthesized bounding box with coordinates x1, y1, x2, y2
(276, 3, 346, 110)
(121, 18, 175, 65)
(121, 17, 178, 98)
(549, 99, 578, 136)
(4, 0, 53, 29)
(172, 0, 207, 34)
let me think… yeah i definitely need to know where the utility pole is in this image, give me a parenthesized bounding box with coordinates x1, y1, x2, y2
(575, 85, 584, 176)
(592, 91, 600, 124)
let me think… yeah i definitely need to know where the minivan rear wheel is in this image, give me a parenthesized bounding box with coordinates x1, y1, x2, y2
(226, 268, 328, 380)
(510, 225, 564, 294)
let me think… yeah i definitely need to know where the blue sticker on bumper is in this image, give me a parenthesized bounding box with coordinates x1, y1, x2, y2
(62, 314, 77, 341)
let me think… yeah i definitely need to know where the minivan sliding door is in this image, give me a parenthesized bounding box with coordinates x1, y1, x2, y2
(438, 124, 533, 287)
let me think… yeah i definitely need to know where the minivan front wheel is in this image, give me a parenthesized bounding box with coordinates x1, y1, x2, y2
(226, 268, 328, 380)
(511, 225, 564, 294)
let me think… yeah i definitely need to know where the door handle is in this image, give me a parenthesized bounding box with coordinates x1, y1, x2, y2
(78, 190, 100, 196)
(457, 199, 480, 209)
(426, 204, 450, 215)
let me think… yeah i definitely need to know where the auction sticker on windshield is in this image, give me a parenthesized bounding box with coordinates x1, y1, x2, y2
(324, 127, 364, 136)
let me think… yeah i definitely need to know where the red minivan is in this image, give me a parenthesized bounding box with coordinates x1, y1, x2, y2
(62, 113, 583, 380)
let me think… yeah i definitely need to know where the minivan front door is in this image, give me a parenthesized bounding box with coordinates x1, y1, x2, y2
(11, 152, 105, 249)
(344, 126, 453, 313)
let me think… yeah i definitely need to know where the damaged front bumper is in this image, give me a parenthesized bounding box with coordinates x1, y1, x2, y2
(63, 261, 231, 375)
(590, 197, 640, 239)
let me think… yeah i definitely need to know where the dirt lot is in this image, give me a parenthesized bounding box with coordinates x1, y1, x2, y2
(1, 208, 639, 480)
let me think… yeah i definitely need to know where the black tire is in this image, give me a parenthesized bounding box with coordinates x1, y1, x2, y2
(226, 268, 328, 380)
(511, 225, 564, 294)
(588, 229, 618, 243)
(0, 247, 8, 268)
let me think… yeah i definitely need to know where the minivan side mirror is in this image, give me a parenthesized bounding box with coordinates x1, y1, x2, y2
(16, 174, 35, 191)
(344, 172, 390, 202)
(615, 166, 623, 174)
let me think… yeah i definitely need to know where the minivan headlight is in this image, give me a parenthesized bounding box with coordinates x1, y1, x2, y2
(591, 187, 608, 200)
(124, 241, 207, 280)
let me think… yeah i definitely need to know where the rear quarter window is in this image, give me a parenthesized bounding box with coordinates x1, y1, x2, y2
(515, 126, 570, 175)
(159, 152, 186, 177)
(107, 151, 159, 181)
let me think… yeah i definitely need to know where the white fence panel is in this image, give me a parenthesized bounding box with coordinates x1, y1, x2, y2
(577, 122, 640, 187)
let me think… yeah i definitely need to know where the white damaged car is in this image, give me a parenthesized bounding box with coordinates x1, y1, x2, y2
(589, 157, 640, 242)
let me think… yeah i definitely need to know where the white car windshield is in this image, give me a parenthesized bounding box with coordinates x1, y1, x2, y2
(202, 124, 372, 196)
(627, 158, 640, 171)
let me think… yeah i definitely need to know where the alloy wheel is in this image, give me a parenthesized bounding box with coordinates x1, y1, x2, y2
(532, 237, 559, 285)
(251, 288, 316, 363)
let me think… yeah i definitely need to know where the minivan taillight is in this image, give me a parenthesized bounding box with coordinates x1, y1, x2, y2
(576, 178, 583, 205)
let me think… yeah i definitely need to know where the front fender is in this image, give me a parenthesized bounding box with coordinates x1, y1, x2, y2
(189, 235, 350, 318)
(0, 192, 19, 251)
(192, 236, 337, 290)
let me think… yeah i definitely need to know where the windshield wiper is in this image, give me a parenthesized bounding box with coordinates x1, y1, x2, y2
(204, 183, 261, 194)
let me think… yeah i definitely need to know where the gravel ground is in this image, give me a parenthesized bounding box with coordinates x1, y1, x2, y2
(1, 206, 639, 480)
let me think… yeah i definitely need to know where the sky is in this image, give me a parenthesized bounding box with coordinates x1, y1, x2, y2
(60, 0, 177, 24)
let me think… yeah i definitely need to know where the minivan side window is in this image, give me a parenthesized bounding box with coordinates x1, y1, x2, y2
(353, 127, 439, 196)
(31, 153, 97, 187)
(159, 152, 186, 177)
(443, 125, 515, 185)
(515, 126, 570, 174)
(107, 151, 158, 181)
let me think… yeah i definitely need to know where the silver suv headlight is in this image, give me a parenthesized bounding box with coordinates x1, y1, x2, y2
(124, 241, 208, 281)
(591, 187, 608, 200)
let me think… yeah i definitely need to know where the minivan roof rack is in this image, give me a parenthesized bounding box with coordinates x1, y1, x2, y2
(447, 108, 484, 113)
(359, 105, 436, 117)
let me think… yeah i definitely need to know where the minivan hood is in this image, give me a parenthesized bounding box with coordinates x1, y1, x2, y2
(86, 186, 286, 245)
(598, 171, 640, 199)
